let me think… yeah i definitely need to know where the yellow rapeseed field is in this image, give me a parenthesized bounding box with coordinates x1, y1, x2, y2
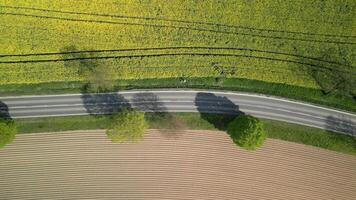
(0, 0, 355, 89)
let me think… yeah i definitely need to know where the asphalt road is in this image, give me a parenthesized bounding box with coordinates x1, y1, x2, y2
(0, 90, 355, 135)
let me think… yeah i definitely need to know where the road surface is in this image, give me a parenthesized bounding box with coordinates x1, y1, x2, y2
(0, 89, 355, 135)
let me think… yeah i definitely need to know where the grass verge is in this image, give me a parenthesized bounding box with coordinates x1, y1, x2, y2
(15, 113, 356, 156)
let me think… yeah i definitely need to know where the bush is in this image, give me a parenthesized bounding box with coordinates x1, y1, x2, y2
(106, 109, 148, 143)
(0, 120, 17, 149)
(227, 115, 266, 150)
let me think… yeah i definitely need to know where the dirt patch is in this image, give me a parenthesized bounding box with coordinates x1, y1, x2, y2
(0, 129, 355, 200)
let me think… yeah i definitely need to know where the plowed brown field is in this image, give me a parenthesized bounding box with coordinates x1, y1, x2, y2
(0, 129, 355, 200)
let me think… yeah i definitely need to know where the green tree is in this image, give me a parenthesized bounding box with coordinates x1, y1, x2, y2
(0, 120, 17, 149)
(227, 115, 266, 150)
(106, 109, 148, 143)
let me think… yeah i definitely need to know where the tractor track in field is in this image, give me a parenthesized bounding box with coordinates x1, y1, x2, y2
(0, 129, 355, 199)
(0, 46, 352, 69)
(6, 4, 351, 26)
(1, 50, 355, 75)
(1, 10, 355, 45)
(1, 5, 354, 39)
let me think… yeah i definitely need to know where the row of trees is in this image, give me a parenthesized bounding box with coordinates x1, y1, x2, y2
(0, 109, 265, 150)
(105, 108, 266, 151)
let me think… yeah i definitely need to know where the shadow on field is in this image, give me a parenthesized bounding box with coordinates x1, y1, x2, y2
(0, 101, 11, 119)
(81, 92, 131, 116)
(325, 115, 356, 137)
(62, 45, 117, 93)
(132, 92, 186, 138)
(61, 45, 99, 75)
(304, 47, 355, 100)
(194, 92, 244, 131)
(67, 43, 130, 116)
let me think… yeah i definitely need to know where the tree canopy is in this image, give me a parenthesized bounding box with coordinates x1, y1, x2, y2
(227, 115, 266, 150)
(0, 120, 17, 149)
(106, 109, 148, 143)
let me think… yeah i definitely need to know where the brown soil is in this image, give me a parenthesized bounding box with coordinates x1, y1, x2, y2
(0, 129, 355, 200)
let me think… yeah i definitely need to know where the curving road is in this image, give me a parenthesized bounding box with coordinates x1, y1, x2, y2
(0, 89, 355, 135)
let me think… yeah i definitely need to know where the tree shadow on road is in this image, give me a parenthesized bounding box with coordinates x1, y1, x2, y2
(81, 92, 131, 117)
(325, 115, 356, 137)
(131, 92, 167, 114)
(194, 92, 244, 131)
(0, 101, 11, 119)
(132, 92, 186, 138)
(324, 115, 356, 151)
